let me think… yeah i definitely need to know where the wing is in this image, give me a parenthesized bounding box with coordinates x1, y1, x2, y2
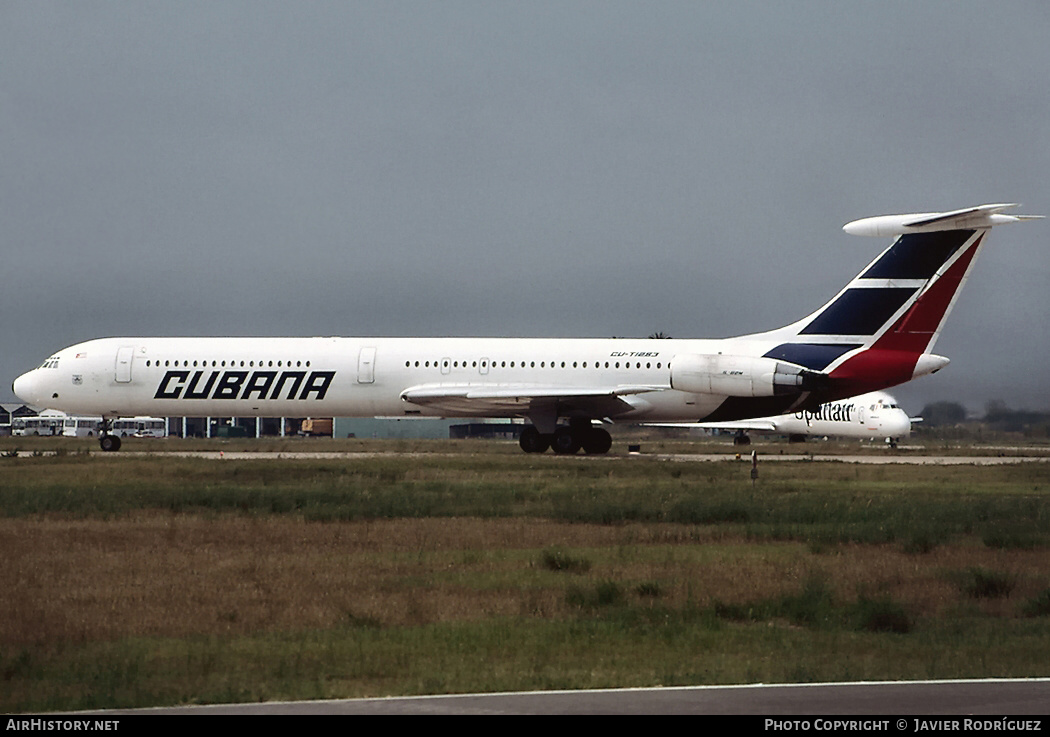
(400, 383, 668, 419)
(648, 419, 780, 432)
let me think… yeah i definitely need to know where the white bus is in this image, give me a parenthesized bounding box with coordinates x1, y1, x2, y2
(111, 417, 166, 438)
(12, 413, 102, 437)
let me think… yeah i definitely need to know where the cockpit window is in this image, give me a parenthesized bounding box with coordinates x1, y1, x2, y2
(39, 357, 60, 369)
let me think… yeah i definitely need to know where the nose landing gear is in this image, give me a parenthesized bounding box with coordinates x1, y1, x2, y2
(98, 419, 122, 452)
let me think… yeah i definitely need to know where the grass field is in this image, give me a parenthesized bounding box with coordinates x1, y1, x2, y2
(2, 437, 1049, 712)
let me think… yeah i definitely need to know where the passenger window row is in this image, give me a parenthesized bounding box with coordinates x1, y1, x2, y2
(144, 359, 312, 369)
(402, 359, 663, 370)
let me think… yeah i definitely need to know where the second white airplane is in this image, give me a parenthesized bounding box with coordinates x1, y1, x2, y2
(12, 204, 1039, 453)
(653, 391, 914, 446)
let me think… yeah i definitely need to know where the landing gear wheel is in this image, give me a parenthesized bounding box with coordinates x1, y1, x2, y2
(99, 434, 122, 452)
(581, 427, 613, 455)
(519, 426, 550, 454)
(551, 427, 582, 455)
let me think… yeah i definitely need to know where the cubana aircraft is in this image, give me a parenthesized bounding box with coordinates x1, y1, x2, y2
(12, 203, 1039, 454)
(654, 390, 915, 446)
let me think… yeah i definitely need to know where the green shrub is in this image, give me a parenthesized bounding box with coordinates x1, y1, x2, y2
(956, 567, 1015, 599)
(776, 571, 836, 628)
(852, 595, 912, 634)
(539, 548, 591, 574)
(1021, 589, 1050, 617)
(565, 581, 623, 609)
(635, 581, 663, 598)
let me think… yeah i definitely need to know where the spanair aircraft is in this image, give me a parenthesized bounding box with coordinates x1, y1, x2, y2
(652, 391, 915, 446)
(12, 203, 1040, 454)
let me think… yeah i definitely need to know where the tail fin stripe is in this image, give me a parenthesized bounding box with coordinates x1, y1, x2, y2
(860, 230, 974, 279)
(799, 287, 917, 336)
(874, 235, 984, 351)
(762, 343, 863, 371)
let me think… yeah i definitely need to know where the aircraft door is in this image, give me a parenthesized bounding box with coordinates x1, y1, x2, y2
(358, 346, 376, 384)
(115, 346, 135, 383)
(480, 357, 490, 375)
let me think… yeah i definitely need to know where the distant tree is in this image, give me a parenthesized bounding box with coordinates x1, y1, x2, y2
(919, 401, 967, 427)
(984, 399, 1010, 420)
(648, 331, 672, 339)
(983, 400, 1050, 433)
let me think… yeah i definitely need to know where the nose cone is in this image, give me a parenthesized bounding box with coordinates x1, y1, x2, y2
(13, 370, 40, 405)
(886, 412, 912, 438)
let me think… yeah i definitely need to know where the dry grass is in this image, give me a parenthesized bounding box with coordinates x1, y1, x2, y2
(3, 448, 1050, 710)
(5, 513, 1050, 650)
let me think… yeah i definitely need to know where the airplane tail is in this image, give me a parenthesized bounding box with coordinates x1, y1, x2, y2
(754, 204, 1041, 399)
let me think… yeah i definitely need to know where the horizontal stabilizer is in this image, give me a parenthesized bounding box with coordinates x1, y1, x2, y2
(843, 203, 1042, 237)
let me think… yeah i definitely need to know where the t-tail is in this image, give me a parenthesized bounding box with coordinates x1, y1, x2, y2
(749, 203, 1041, 403)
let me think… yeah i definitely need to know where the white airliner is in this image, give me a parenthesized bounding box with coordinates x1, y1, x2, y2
(12, 204, 1039, 454)
(652, 391, 915, 446)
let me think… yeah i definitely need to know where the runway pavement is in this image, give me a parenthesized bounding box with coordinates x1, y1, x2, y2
(103, 449, 1050, 464)
(93, 679, 1050, 715)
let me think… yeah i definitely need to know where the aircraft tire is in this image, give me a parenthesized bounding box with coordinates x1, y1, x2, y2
(519, 426, 550, 454)
(581, 427, 612, 455)
(99, 434, 122, 452)
(551, 427, 582, 455)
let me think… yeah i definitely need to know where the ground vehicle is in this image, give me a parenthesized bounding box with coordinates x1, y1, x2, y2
(300, 418, 333, 436)
(111, 417, 166, 438)
(12, 416, 62, 436)
(12, 413, 101, 437)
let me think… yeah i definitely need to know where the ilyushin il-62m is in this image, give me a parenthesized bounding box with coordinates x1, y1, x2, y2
(13, 204, 1039, 453)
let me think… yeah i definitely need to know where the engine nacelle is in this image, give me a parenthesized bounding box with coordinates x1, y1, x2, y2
(670, 353, 816, 397)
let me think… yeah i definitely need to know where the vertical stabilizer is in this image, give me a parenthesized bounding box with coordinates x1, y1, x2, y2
(755, 204, 1040, 398)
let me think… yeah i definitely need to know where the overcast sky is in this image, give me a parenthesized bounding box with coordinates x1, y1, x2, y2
(3, 1, 1048, 414)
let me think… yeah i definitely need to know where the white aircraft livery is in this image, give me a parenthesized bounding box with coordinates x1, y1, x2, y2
(655, 391, 914, 446)
(12, 204, 1040, 454)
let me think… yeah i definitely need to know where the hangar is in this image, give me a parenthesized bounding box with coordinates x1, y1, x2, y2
(0, 403, 37, 436)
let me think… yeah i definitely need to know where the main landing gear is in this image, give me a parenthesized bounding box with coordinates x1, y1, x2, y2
(98, 419, 122, 452)
(519, 421, 613, 455)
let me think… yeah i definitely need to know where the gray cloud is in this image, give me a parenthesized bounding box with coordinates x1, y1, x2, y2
(3, 1, 1048, 413)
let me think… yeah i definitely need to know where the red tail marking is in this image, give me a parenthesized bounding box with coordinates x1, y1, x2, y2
(875, 234, 983, 353)
(825, 235, 983, 396)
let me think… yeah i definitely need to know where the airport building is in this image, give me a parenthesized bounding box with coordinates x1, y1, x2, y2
(0, 403, 38, 436)
(334, 417, 521, 440)
(5, 405, 519, 441)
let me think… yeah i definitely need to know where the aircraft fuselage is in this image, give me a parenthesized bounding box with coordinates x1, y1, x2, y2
(14, 335, 740, 423)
